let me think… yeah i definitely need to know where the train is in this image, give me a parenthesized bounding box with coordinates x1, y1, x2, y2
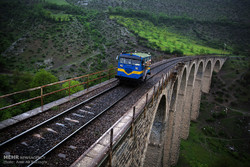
(116, 52, 151, 83)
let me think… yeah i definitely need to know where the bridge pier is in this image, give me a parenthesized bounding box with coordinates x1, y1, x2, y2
(169, 68, 187, 165)
(163, 109, 174, 167)
(180, 84, 193, 139)
(191, 61, 204, 120)
(191, 78, 202, 120)
(180, 64, 195, 139)
(202, 75, 212, 93)
(162, 78, 178, 167)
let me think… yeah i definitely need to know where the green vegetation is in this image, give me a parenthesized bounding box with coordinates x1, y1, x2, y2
(62, 80, 84, 94)
(0, 0, 110, 78)
(110, 15, 226, 55)
(45, 0, 69, 5)
(210, 58, 250, 111)
(90, 0, 250, 23)
(30, 69, 64, 103)
(0, 67, 114, 121)
(49, 12, 72, 21)
(0, 70, 65, 121)
(88, 0, 250, 55)
(177, 122, 249, 167)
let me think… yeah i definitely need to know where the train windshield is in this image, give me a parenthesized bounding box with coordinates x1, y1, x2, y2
(120, 58, 141, 66)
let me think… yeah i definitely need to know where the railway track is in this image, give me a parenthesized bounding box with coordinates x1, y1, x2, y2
(0, 84, 135, 164)
(0, 57, 187, 166)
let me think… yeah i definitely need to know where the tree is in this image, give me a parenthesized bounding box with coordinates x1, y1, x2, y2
(62, 80, 84, 95)
(30, 69, 63, 104)
(30, 69, 58, 87)
(0, 55, 6, 72)
(200, 48, 205, 54)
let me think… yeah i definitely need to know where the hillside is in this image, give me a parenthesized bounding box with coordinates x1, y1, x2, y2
(85, 0, 250, 23)
(83, 0, 250, 55)
(1, 0, 249, 80)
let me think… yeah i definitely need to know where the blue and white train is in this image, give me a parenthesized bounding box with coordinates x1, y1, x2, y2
(116, 52, 151, 83)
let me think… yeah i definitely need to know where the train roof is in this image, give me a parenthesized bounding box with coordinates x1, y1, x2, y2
(132, 53, 151, 58)
(121, 52, 151, 59)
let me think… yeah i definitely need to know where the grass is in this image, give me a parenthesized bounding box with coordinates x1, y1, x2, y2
(220, 58, 248, 83)
(178, 123, 213, 167)
(45, 0, 69, 5)
(176, 122, 250, 167)
(110, 15, 228, 55)
(218, 58, 250, 111)
(49, 12, 72, 21)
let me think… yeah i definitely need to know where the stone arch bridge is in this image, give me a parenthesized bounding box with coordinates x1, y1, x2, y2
(73, 56, 227, 167)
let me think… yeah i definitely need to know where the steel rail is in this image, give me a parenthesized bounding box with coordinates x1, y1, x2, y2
(0, 83, 119, 147)
(27, 85, 137, 167)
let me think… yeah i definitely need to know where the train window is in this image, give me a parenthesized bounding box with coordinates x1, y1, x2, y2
(120, 58, 140, 66)
(120, 58, 132, 64)
(120, 58, 126, 64)
(132, 59, 141, 66)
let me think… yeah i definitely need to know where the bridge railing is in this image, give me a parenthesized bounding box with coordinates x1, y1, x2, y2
(84, 71, 178, 167)
(0, 68, 117, 114)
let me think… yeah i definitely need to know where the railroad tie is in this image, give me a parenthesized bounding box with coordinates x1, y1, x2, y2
(72, 113, 85, 118)
(78, 109, 94, 115)
(58, 153, 66, 159)
(64, 117, 79, 123)
(68, 145, 77, 150)
(33, 134, 45, 139)
(46, 128, 58, 134)
(21, 141, 28, 146)
(55, 123, 66, 127)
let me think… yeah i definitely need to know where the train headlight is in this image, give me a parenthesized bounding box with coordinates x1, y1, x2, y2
(120, 64, 123, 67)
(135, 67, 138, 70)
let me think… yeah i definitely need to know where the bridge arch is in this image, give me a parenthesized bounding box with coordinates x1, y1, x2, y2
(202, 60, 212, 93)
(151, 95, 166, 144)
(213, 59, 221, 72)
(181, 63, 195, 139)
(144, 95, 167, 167)
(191, 60, 204, 120)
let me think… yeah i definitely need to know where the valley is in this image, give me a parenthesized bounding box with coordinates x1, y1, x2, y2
(0, 0, 249, 166)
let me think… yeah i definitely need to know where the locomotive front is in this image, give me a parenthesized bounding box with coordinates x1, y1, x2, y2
(116, 52, 151, 83)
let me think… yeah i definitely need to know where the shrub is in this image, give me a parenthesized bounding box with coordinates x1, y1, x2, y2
(201, 126, 217, 137)
(215, 96, 223, 103)
(172, 49, 183, 56)
(230, 101, 237, 107)
(212, 111, 227, 119)
(206, 117, 216, 123)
